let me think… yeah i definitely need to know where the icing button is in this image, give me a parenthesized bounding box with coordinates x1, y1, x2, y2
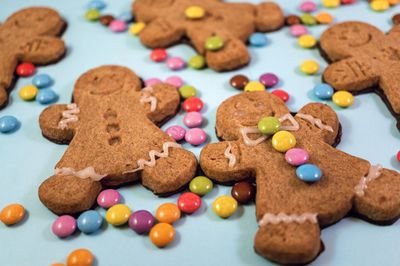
(285, 148, 310, 166)
(296, 164, 323, 182)
(258, 116, 281, 135)
(272, 131, 296, 152)
(185, 6, 205, 19)
(205, 36, 224, 51)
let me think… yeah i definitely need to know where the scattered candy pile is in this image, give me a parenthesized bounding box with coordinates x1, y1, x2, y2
(19, 72, 58, 105)
(0, 203, 26, 226)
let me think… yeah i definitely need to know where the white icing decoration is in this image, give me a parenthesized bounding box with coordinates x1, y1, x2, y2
(279, 113, 300, 131)
(224, 142, 236, 168)
(55, 166, 106, 181)
(140, 86, 157, 112)
(296, 113, 334, 132)
(58, 103, 80, 130)
(354, 164, 383, 197)
(123, 142, 181, 174)
(259, 212, 318, 226)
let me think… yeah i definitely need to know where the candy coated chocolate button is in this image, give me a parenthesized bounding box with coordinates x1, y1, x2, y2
(105, 204, 131, 226)
(212, 195, 238, 218)
(19, 85, 38, 101)
(52, 215, 76, 238)
(150, 48, 168, 62)
(166, 125, 186, 141)
(205, 36, 224, 51)
(300, 60, 319, 75)
(300, 14, 317, 25)
(85, 9, 100, 21)
(77, 210, 103, 234)
(179, 85, 197, 99)
(177, 192, 202, 214)
(129, 210, 155, 234)
(332, 91, 354, 108)
(271, 89, 289, 102)
(370, 0, 389, 11)
(97, 189, 121, 208)
(67, 248, 94, 266)
(244, 81, 265, 92)
(299, 1, 318, 12)
(188, 55, 206, 69)
(231, 182, 255, 204)
(16, 63, 35, 77)
(259, 73, 279, 88)
(0, 203, 25, 225)
(150, 223, 175, 248)
(249, 33, 267, 47)
(144, 78, 162, 87)
(87, 0, 106, 10)
(99, 15, 114, 26)
(313, 83, 334, 99)
(109, 20, 127, 32)
(285, 148, 309, 166)
(183, 112, 203, 128)
(36, 89, 58, 104)
(185, 128, 207, 146)
(32, 73, 52, 88)
(0, 116, 20, 133)
(182, 97, 204, 112)
(185, 6, 205, 19)
(397, 151, 400, 162)
(272, 131, 296, 152)
(230, 74, 249, 90)
(189, 176, 213, 196)
(165, 76, 183, 89)
(296, 164, 322, 182)
(392, 14, 400, 25)
(298, 34, 317, 48)
(322, 0, 341, 8)
(156, 203, 181, 224)
(289, 25, 308, 37)
(129, 22, 146, 35)
(316, 12, 334, 24)
(166, 56, 186, 70)
(285, 14, 301, 25)
(258, 116, 281, 135)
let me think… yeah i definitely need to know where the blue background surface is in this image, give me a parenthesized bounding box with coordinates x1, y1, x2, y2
(1, 0, 400, 265)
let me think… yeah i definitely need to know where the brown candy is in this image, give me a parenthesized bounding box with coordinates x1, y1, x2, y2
(99, 15, 115, 26)
(231, 182, 255, 204)
(230, 74, 249, 90)
(392, 14, 400, 25)
(285, 14, 301, 25)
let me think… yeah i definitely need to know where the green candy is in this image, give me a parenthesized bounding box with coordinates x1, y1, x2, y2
(258, 117, 281, 135)
(300, 14, 317, 26)
(179, 85, 197, 99)
(85, 9, 101, 21)
(189, 176, 213, 196)
(205, 36, 224, 51)
(189, 55, 206, 69)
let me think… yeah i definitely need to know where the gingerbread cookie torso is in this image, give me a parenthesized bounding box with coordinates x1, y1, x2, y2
(320, 21, 400, 130)
(38, 65, 197, 215)
(200, 91, 400, 264)
(0, 7, 67, 109)
(132, 0, 284, 71)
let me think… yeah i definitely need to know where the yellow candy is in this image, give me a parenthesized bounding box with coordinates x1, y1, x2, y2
(129, 22, 146, 35)
(185, 6, 205, 19)
(244, 81, 265, 92)
(272, 131, 296, 152)
(316, 12, 334, 24)
(105, 204, 131, 226)
(212, 195, 238, 218)
(19, 85, 38, 101)
(322, 0, 340, 8)
(332, 91, 354, 108)
(298, 34, 317, 49)
(85, 9, 100, 21)
(300, 60, 320, 75)
(370, 0, 390, 11)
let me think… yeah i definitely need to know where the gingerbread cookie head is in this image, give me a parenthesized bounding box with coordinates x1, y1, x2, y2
(132, 0, 284, 71)
(0, 7, 66, 109)
(200, 91, 400, 264)
(38, 65, 197, 215)
(320, 21, 400, 130)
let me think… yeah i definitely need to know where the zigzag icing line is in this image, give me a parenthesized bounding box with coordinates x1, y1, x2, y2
(259, 212, 318, 226)
(58, 103, 80, 130)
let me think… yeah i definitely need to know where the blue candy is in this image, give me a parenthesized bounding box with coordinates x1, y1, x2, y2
(296, 164, 322, 182)
(32, 73, 52, 88)
(118, 11, 133, 22)
(249, 33, 268, 47)
(36, 89, 58, 104)
(313, 83, 334, 100)
(87, 0, 106, 10)
(77, 210, 103, 234)
(0, 115, 20, 133)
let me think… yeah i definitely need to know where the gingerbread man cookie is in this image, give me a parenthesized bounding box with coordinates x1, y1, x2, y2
(320, 21, 400, 130)
(200, 91, 400, 264)
(38, 65, 197, 215)
(0, 7, 66, 109)
(132, 0, 284, 71)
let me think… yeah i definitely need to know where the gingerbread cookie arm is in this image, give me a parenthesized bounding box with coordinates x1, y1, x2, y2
(379, 69, 400, 115)
(254, 2, 285, 32)
(0, 53, 18, 108)
(139, 17, 185, 48)
(18, 36, 66, 65)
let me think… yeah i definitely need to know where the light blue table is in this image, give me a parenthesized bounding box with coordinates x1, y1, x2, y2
(1, 0, 400, 265)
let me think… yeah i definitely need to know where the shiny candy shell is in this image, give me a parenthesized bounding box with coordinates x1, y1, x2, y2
(67, 248, 94, 266)
(322, 0, 341, 8)
(205, 36, 224, 51)
(271, 89, 289, 102)
(16, 63, 35, 77)
(182, 97, 204, 112)
(300, 13, 317, 25)
(189, 176, 213, 196)
(77, 210, 103, 234)
(370, 0, 390, 11)
(272, 131, 296, 152)
(298, 34, 317, 48)
(52, 215, 77, 238)
(36, 89, 58, 104)
(0, 116, 20, 133)
(109, 20, 127, 32)
(296, 164, 323, 182)
(150, 223, 175, 248)
(212, 195, 238, 218)
(99, 15, 115, 26)
(32, 73, 52, 88)
(129, 210, 155, 234)
(259, 73, 279, 88)
(129, 22, 146, 35)
(230, 74, 249, 90)
(289, 24, 308, 37)
(249, 33, 267, 47)
(316, 12, 334, 24)
(150, 48, 167, 62)
(300, 60, 319, 75)
(332, 91, 354, 108)
(244, 81, 265, 92)
(87, 0, 106, 10)
(155, 203, 181, 224)
(166, 125, 186, 141)
(0, 203, 25, 225)
(258, 116, 281, 135)
(285, 148, 309, 166)
(185, 128, 207, 146)
(286, 14, 301, 25)
(397, 151, 400, 162)
(299, 1, 318, 12)
(165, 76, 184, 89)
(183, 112, 203, 128)
(392, 14, 400, 25)
(185, 6, 205, 19)
(166, 56, 186, 71)
(231, 182, 255, 204)
(177, 192, 202, 214)
(313, 83, 334, 99)
(144, 78, 162, 87)
(85, 9, 100, 21)
(97, 189, 121, 208)
(179, 85, 197, 99)
(188, 55, 206, 69)
(105, 204, 131, 226)
(19, 85, 38, 101)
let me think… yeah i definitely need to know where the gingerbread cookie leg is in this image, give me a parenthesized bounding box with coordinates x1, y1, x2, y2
(18, 36, 66, 65)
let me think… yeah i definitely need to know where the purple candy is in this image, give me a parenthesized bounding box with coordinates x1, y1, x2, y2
(183, 112, 203, 128)
(144, 78, 162, 87)
(166, 56, 186, 71)
(285, 148, 310, 166)
(52, 215, 77, 238)
(259, 73, 279, 88)
(97, 189, 121, 209)
(165, 76, 184, 89)
(289, 25, 308, 37)
(299, 1, 317, 12)
(109, 20, 128, 32)
(166, 125, 186, 141)
(129, 210, 155, 234)
(185, 128, 207, 146)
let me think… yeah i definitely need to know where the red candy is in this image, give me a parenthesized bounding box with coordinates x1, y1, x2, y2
(16, 63, 35, 77)
(150, 49, 168, 62)
(397, 151, 400, 162)
(271, 89, 289, 102)
(341, 0, 356, 4)
(177, 192, 202, 214)
(182, 97, 204, 112)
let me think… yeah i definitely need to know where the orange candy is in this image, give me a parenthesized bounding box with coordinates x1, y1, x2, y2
(67, 249, 94, 266)
(51, 264, 65, 266)
(155, 203, 181, 224)
(316, 12, 333, 24)
(149, 223, 175, 248)
(0, 203, 25, 225)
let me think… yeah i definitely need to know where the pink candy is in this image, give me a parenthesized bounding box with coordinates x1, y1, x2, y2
(166, 125, 186, 141)
(97, 189, 121, 208)
(144, 78, 162, 87)
(109, 20, 128, 32)
(183, 112, 203, 128)
(52, 215, 77, 238)
(299, 1, 317, 12)
(185, 128, 207, 146)
(289, 25, 308, 37)
(285, 148, 309, 166)
(165, 76, 184, 89)
(166, 56, 186, 71)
